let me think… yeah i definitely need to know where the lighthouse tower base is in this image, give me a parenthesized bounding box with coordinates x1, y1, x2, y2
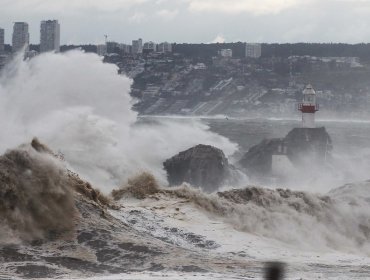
(302, 113, 315, 128)
(238, 127, 332, 179)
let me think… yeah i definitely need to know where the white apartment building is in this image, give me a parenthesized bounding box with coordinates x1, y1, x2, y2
(0, 28, 4, 53)
(220, 49, 233, 58)
(12, 22, 29, 53)
(246, 43, 261, 58)
(143, 41, 157, 52)
(119, 43, 131, 54)
(132, 38, 143, 54)
(158, 42, 172, 53)
(97, 44, 107, 56)
(40, 20, 60, 52)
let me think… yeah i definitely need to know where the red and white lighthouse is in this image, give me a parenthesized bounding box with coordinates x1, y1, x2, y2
(298, 84, 319, 128)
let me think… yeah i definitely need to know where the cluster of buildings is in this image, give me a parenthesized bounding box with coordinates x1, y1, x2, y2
(0, 20, 262, 60)
(0, 20, 60, 54)
(97, 39, 173, 56)
(218, 43, 261, 59)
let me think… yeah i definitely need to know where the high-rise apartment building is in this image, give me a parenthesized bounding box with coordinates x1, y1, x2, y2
(220, 49, 233, 58)
(97, 44, 107, 56)
(157, 42, 172, 53)
(0, 28, 4, 53)
(106, 41, 118, 53)
(132, 38, 143, 54)
(40, 20, 60, 52)
(245, 43, 261, 58)
(12, 22, 29, 53)
(143, 41, 157, 53)
(119, 44, 131, 54)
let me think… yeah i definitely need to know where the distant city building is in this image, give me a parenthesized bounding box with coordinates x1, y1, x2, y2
(12, 22, 29, 53)
(0, 28, 4, 53)
(0, 54, 10, 68)
(157, 42, 172, 53)
(96, 44, 107, 56)
(40, 20, 60, 52)
(132, 38, 143, 54)
(119, 43, 131, 54)
(245, 43, 261, 58)
(219, 49, 233, 58)
(143, 41, 157, 53)
(106, 41, 119, 53)
(25, 50, 38, 59)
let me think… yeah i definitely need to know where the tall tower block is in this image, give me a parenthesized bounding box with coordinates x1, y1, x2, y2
(40, 20, 60, 53)
(298, 84, 319, 128)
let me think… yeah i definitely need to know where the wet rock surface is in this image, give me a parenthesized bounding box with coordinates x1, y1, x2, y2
(239, 127, 332, 177)
(284, 127, 332, 164)
(238, 138, 283, 176)
(163, 144, 235, 192)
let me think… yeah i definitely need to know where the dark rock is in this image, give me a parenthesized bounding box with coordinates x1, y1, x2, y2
(239, 138, 283, 176)
(163, 144, 232, 192)
(239, 127, 332, 178)
(284, 127, 332, 165)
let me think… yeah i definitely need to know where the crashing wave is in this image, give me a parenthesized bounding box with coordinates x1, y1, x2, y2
(113, 177, 370, 254)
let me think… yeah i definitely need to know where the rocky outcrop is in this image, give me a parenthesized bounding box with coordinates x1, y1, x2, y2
(238, 138, 284, 176)
(163, 144, 234, 192)
(239, 127, 332, 178)
(284, 127, 332, 165)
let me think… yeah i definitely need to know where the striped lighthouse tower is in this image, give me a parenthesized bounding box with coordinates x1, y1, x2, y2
(298, 84, 319, 128)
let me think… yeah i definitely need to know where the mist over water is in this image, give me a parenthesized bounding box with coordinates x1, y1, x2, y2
(0, 50, 237, 191)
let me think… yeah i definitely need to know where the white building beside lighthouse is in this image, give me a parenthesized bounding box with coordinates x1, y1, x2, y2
(298, 84, 319, 128)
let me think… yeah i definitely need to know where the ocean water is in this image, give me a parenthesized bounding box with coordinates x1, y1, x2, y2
(140, 116, 370, 192)
(205, 117, 370, 155)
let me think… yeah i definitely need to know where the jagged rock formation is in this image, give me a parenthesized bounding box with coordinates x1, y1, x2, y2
(284, 127, 332, 164)
(239, 127, 332, 177)
(163, 144, 234, 192)
(238, 138, 283, 176)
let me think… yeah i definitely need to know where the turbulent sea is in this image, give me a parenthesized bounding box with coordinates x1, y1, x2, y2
(208, 117, 370, 190)
(1, 50, 370, 279)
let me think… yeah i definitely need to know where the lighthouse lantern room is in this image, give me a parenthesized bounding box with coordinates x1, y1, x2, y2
(298, 84, 319, 128)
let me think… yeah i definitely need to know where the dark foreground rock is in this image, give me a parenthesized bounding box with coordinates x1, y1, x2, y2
(239, 127, 332, 178)
(163, 144, 236, 192)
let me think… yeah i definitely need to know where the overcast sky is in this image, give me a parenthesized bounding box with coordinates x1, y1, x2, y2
(1, 0, 370, 44)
